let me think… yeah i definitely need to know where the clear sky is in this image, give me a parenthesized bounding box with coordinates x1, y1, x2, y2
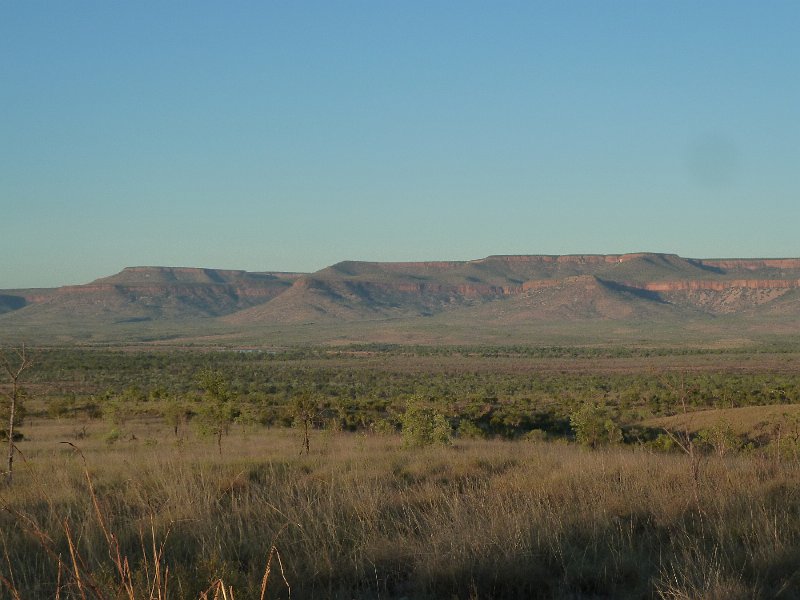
(2, 1, 799, 288)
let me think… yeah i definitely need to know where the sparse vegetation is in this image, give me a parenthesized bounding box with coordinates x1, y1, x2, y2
(1, 345, 800, 598)
(3, 423, 800, 598)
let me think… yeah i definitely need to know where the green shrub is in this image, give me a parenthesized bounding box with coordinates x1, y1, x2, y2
(104, 428, 121, 445)
(696, 421, 742, 456)
(457, 419, 485, 439)
(47, 396, 75, 419)
(371, 418, 396, 436)
(570, 403, 623, 447)
(401, 398, 452, 447)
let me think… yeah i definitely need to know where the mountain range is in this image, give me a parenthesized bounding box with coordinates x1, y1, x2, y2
(2, 253, 800, 345)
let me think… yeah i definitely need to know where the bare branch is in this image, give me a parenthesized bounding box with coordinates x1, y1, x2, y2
(2, 345, 35, 486)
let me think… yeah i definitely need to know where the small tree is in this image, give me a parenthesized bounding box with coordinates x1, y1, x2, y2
(291, 391, 321, 455)
(660, 375, 705, 512)
(162, 395, 192, 439)
(195, 369, 237, 454)
(104, 396, 135, 430)
(1, 345, 34, 485)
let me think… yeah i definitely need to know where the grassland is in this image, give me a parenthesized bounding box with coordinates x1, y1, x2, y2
(2, 345, 800, 598)
(4, 421, 800, 599)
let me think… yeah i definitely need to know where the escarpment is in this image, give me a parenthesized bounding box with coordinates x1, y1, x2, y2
(4, 254, 800, 341)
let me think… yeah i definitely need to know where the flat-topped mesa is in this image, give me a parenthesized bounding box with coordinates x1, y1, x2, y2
(370, 261, 465, 270)
(80, 267, 302, 293)
(470, 254, 800, 272)
(93, 266, 255, 285)
(25, 267, 304, 321)
(475, 252, 683, 264)
(324, 260, 467, 278)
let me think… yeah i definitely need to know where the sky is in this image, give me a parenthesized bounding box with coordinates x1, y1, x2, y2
(2, 1, 799, 288)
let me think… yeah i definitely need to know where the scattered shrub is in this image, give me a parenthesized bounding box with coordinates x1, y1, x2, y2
(401, 398, 452, 447)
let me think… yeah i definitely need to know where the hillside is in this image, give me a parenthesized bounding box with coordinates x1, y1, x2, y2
(1, 253, 799, 344)
(641, 404, 800, 441)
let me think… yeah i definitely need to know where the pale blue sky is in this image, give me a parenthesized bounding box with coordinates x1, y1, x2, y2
(2, 1, 799, 288)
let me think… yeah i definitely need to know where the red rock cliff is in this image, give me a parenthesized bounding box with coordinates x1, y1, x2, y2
(626, 279, 800, 292)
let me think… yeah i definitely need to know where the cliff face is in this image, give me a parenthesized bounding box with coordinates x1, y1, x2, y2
(624, 279, 800, 292)
(371, 282, 519, 297)
(55, 282, 291, 302)
(699, 259, 800, 271)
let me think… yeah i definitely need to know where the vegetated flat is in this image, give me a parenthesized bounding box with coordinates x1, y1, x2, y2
(5, 345, 800, 597)
(2, 252, 800, 345)
(15, 344, 800, 442)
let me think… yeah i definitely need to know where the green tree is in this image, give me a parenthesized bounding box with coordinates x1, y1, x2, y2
(104, 396, 135, 428)
(195, 369, 237, 454)
(162, 394, 192, 439)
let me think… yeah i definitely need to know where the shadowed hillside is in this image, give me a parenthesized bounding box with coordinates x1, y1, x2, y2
(0, 268, 302, 340)
(448, 275, 689, 323)
(0, 294, 27, 315)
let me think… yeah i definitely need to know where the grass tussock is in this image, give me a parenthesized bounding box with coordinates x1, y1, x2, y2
(2, 421, 800, 598)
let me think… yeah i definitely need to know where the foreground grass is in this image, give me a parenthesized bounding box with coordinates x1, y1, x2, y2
(2, 421, 800, 598)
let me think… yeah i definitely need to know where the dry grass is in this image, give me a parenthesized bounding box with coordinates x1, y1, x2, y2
(642, 403, 800, 437)
(2, 419, 800, 598)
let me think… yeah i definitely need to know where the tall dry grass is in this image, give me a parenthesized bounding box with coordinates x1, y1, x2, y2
(2, 419, 800, 598)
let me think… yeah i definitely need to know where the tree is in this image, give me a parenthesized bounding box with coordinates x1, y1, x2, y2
(162, 394, 192, 439)
(1, 345, 34, 485)
(660, 376, 705, 509)
(195, 369, 237, 454)
(290, 391, 321, 455)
